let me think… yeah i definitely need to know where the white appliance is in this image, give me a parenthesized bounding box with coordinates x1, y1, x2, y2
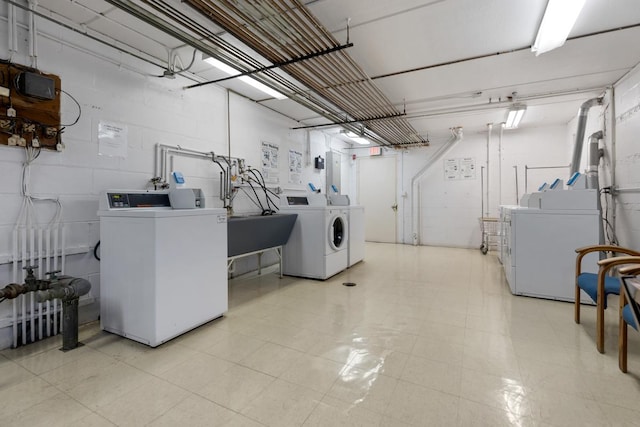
(280, 193, 349, 279)
(501, 189, 599, 302)
(98, 190, 228, 347)
(328, 193, 365, 267)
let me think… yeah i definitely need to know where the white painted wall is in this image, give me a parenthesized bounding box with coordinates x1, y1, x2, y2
(609, 65, 640, 248)
(396, 125, 572, 248)
(0, 11, 351, 347)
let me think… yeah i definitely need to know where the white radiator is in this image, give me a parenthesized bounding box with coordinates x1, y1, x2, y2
(10, 225, 65, 348)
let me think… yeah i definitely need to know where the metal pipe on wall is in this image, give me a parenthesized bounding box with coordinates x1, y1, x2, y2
(410, 127, 463, 245)
(485, 123, 492, 217)
(570, 97, 603, 175)
(498, 123, 504, 207)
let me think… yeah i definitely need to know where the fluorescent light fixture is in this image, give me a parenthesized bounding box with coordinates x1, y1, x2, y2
(203, 56, 287, 100)
(505, 105, 526, 129)
(532, 0, 586, 56)
(343, 130, 370, 145)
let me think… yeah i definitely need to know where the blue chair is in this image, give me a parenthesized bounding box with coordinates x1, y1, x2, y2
(618, 267, 640, 373)
(574, 246, 640, 353)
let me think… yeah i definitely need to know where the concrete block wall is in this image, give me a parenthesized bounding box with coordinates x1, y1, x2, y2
(610, 65, 640, 248)
(398, 125, 571, 248)
(0, 10, 350, 347)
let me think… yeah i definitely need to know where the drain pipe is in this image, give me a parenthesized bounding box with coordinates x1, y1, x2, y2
(411, 127, 463, 245)
(586, 130, 605, 246)
(570, 97, 604, 175)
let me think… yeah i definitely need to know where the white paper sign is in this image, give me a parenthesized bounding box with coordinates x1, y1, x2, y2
(98, 121, 128, 158)
(288, 149, 302, 184)
(261, 141, 280, 184)
(444, 157, 476, 180)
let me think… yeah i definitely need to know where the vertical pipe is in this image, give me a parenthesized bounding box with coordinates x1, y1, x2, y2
(21, 229, 26, 345)
(570, 97, 604, 175)
(61, 225, 66, 274)
(53, 227, 59, 271)
(12, 229, 18, 282)
(45, 228, 51, 277)
(53, 227, 59, 336)
(498, 123, 504, 207)
(61, 299, 79, 351)
(486, 124, 492, 217)
(37, 229, 42, 279)
(480, 166, 485, 219)
(514, 166, 519, 203)
(524, 165, 529, 194)
(38, 301, 43, 340)
(609, 88, 617, 239)
(12, 300, 17, 348)
(21, 294, 26, 345)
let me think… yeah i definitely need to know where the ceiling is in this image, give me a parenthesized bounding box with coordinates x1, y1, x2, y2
(14, 0, 640, 144)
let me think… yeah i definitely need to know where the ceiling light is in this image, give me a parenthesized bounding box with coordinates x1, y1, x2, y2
(532, 0, 586, 56)
(342, 130, 370, 145)
(203, 56, 287, 100)
(505, 105, 526, 129)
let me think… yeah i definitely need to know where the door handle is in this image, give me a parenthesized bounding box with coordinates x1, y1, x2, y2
(391, 203, 398, 212)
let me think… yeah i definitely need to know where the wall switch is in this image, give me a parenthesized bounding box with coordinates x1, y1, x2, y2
(7, 134, 19, 146)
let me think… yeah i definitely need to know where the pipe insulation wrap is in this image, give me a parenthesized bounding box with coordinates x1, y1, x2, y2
(570, 97, 603, 175)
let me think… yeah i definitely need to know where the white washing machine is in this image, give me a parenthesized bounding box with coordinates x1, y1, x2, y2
(98, 190, 228, 347)
(328, 194, 365, 267)
(280, 193, 349, 280)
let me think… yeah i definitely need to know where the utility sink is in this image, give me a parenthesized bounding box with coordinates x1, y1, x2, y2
(227, 213, 298, 257)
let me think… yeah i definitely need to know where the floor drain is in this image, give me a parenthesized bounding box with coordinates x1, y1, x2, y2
(342, 282, 357, 287)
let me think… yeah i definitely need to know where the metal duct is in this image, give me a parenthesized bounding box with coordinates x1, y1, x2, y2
(569, 97, 603, 175)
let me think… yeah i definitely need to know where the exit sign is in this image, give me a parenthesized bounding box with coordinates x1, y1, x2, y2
(369, 146, 381, 156)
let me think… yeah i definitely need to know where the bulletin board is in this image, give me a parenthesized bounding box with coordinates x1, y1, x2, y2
(0, 61, 62, 150)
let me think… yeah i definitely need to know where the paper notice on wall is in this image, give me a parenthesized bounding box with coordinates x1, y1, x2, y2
(444, 157, 476, 180)
(98, 121, 128, 158)
(261, 141, 280, 184)
(444, 158, 459, 180)
(288, 149, 302, 184)
(460, 157, 476, 179)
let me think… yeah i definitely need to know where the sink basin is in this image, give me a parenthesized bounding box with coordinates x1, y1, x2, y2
(227, 213, 298, 257)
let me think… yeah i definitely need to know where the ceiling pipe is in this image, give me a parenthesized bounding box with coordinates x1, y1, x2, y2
(411, 127, 463, 245)
(569, 97, 603, 175)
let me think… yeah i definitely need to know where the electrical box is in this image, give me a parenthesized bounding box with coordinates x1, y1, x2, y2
(0, 62, 62, 151)
(314, 156, 325, 169)
(16, 72, 56, 100)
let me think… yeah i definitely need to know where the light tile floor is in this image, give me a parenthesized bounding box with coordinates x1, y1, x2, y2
(2, 243, 640, 426)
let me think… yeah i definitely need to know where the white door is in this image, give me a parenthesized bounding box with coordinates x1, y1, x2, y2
(357, 156, 397, 243)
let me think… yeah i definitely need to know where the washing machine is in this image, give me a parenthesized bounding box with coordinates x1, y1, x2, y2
(98, 189, 228, 347)
(280, 193, 349, 280)
(328, 194, 365, 267)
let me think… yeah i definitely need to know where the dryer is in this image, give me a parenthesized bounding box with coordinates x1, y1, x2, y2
(280, 193, 349, 280)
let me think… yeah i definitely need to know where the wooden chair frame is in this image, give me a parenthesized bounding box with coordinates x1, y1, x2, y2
(574, 245, 640, 354)
(618, 265, 640, 373)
